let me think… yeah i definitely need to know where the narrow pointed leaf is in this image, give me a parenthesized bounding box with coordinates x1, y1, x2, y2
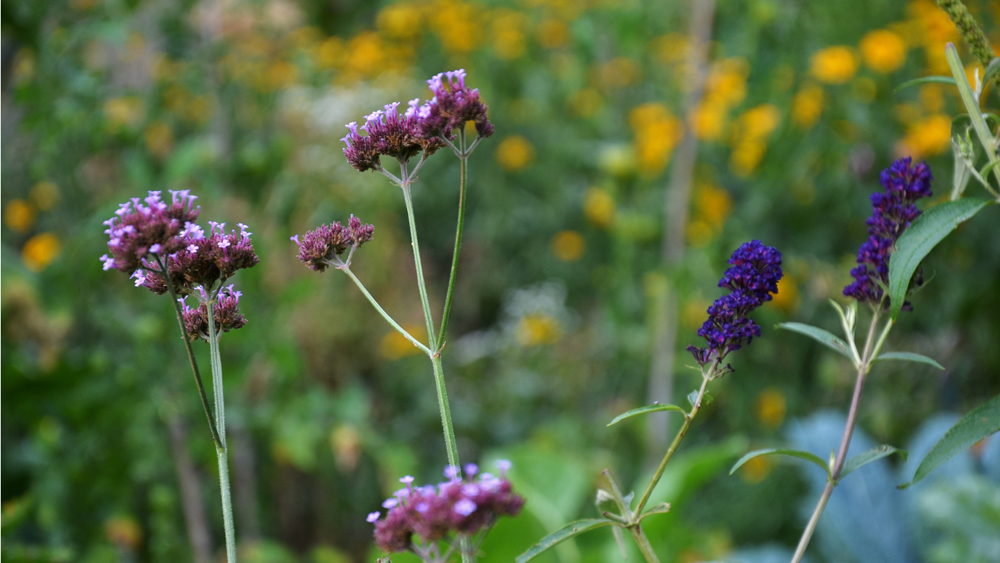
(840, 445, 907, 479)
(903, 394, 1000, 488)
(894, 76, 956, 92)
(888, 198, 991, 320)
(638, 502, 671, 523)
(873, 352, 945, 370)
(516, 519, 616, 563)
(778, 322, 852, 359)
(608, 404, 687, 427)
(729, 448, 831, 479)
(983, 57, 1000, 88)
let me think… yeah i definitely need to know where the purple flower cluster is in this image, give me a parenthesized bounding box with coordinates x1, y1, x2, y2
(341, 69, 492, 172)
(139, 221, 260, 296)
(291, 215, 374, 272)
(180, 285, 248, 341)
(101, 190, 200, 273)
(687, 241, 783, 372)
(843, 157, 933, 309)
(369, 462, 524, 553)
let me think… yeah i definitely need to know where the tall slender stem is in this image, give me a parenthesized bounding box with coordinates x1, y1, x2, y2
(400, 173, 438, 352)
(790, 312, 887, 563)
(438, 129, 468, 345)
(157, 256, 222, 449)
(341, 266, 432, 356)
(206, 300, 237, 563)
(431, 354, 460, 469)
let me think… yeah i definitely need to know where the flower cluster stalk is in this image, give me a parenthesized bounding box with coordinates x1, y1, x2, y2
(438, 129, 468, 345)
(207, 300, 238, 563)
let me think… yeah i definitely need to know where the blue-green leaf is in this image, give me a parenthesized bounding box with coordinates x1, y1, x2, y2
(607, 404, 687, 427)
(902, 394, 1000, 488)
(888, 198, 991, 320)
(730, 448, 831, 479)
(515, 519, 616, 563)
(778, 322, 853, 360)
(840, 445, 907, 479)
(873, 351, 945, 370)
(894, 76, 957, 92)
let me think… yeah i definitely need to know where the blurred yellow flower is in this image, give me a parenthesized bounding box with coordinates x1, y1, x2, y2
(860, 29, 908, 74)
(738, 454, 774, 484)
(583, 188, 616, 228)
(569, 88, 602, 118)
(693, 182, 732, 230)
(143, 121, 174, 159)
(650, 33, 689, 65)
(900, 113, 951, 158)
(430, 0, 482, 54)
(692, 101, 726, 141)
(792, 84, 825, 128)
(536, 18, 569, 49)
(492, 10, 527, 60)
(345, 32, 386, 76)
(755, 388, 787, 429)
(380, 324, 426, 360)
(29, 181, 60, 211)
(104, 516, 142, 551)
(496, 135, 535, 171)
(22, 233, 61, 272)
(516, 314, 560, 346)
(104, 97, 144, 128)
(810, 46, 858, 84)
(377, 3, 423, 40)
(705, 58, 749, 107)
(5, 200, 36, 233)
(551, 230, 585, 261)
(769, 274, 800, 313)
(629, 103, 683, 175)
(730, 141, 767, 177)
(314, 37, 344, 69)
(730, 104, 780, 176)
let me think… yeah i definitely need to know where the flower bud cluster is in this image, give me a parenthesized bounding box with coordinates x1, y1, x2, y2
(687, 240, 783, 372)
(369, 462, 524, 554)
(291, 215, 374, 272)
(843, 157, 932, 310)
(180, 285, 248, 341)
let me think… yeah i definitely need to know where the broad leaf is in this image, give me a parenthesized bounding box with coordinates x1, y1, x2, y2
(840, 445, 907, 479)
(903, 394, 1000, 488)
(894, 76, 957, 92)
(778, 322, 853, 360)
(888, 198, 991, 320)
(873, 352, 944, 370)
(608, 404, 687, 427)
(515, 519, 616, 563)
(729, 448, 831, 479)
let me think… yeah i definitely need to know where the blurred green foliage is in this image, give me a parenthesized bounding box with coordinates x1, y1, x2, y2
(2, 0, 1000, 561)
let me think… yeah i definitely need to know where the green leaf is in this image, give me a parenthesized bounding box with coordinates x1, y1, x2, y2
(840, 445, 907, 479)
(903, 394, 1000, 488)
(888, 198, 991, 320)
(607, 404, 687, 427)
(982, 57, 1000, 88)
(515, 519, 616, 563)
(873, 351, 945, 370)
(777, 322, 853, 360)
(979, 160, 1000, 180)
(637, 502, 671, 523)
(687, 391, 713, 409)
(729, 448, 831, 479)
(894, 75, 957, 92)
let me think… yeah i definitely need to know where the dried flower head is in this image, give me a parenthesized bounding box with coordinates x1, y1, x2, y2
(415, 69, 493, 141)
(100, 190, 199, 274)
(291, 215, 374, 272)
(370, 461, 524, 554)
(687, 240, 783, 373)
(180, 285, 247, 341)
(843, 157, 932, 310)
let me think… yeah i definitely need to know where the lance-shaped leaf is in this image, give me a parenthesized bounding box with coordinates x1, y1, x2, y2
(873, 352, 945, 370)
(888, 198, 991, 320)
(608, 404, 687, 427)
(637, 502, 671, 523)
(778, 322, 853, 361)
(902, 394, 1000, 488)
(840, 445, 907, 479)
(730, 448, 831, 479)
(516, 519, 616, 563)
(894, 76, 957, 92)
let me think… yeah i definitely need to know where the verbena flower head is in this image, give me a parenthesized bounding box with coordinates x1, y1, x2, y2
(687, 240, 783, 374)
(180, 285, 247, 341)
(415, 69, 493, 140)
(291, 215, 374, 272)
(843, 157, 932, 310)
(342, 101, 445, 172)
(141, 221, 259, 296)
(370, 461, 524, 554)
(100, 190, 200, 273)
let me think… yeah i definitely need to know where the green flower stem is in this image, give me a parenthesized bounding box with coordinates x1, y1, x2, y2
(430, 354, 460, 469)
(438, 129, 468, 345)
(400, 168, 438, 353)
(790, 311, 889, 563)
(341, 266, 432, 356)
(936, 0, 1000, 89)
(629, 526, 662, 563)
(206, 300, 237, 563)
(156, 256, 222, 449)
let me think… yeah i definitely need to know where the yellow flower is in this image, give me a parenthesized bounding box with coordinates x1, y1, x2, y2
(810, 46, 858, 84)
(730, 104, 780, 176)
(860, 29, 908, 74)
(692, 101, 726, 141)
(496, 135, 535, 171)
(22, 233, 61, 272)
(516, 314, 560, 346)
(569, 88, 603, 118)
(730, 140, 767, 177)
(738, 455, 774, 484)
(380, 324, 426, 360)
(551, 230, 585, 261)
(704, 58, 749, 106)
(104, 97, 144, 128)
(429, 0, 482, 55)
(792, 84, 825, 129)
(755, 388, 787, 429)
(314, 37, 344, 69)
(29, 181, 60, 211)
(693, 182, 732, 230)
(492, 10, 527, 60)
(536, 18, 569, 49)
(377, 3, 423, 40)
(345, 32, 385, 77)
(5, 199, 36, 233)
(143, 121, 174, 159)
(737, 104, 781, 139)
(596, 57, 641, 89)
(900, 113, 951, 158)
(583, 188, 616, 228)
(629, 103, 683, 176)
(768, 274, 800, 313)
